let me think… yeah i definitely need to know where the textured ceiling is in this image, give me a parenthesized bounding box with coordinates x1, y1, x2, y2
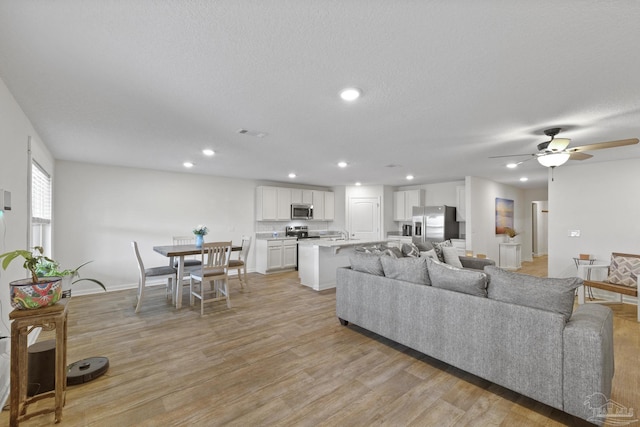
(1, 1, 640, 189)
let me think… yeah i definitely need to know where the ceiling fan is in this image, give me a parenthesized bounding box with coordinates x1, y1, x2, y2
(491, 127, 639, 168)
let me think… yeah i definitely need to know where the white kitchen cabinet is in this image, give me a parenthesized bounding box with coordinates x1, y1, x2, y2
(456, 186, 466, 222)
(256, 186, 291, 221)
(324, 191, 335, 221)
(256, 238, 298, 273)
(312, 190, 325, 220)
(393, 189, 424, 221)
(283, 240, 297, 268)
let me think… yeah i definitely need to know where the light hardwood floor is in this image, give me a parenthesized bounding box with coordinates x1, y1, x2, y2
(2, 257, 638, 426)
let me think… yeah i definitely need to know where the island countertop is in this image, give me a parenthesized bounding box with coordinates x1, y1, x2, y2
(296, 238, 387, 249)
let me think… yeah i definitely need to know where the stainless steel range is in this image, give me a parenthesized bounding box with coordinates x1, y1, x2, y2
(286, 226, 319, 270)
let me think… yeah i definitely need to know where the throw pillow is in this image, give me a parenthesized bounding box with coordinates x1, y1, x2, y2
(426, 257, 488, 297)
(432, 240, 452, 262)
(606, 254, 640, 287)
(349, 252, 384, 276)
(401, 243, 420, 258)
(383, 247, 403, 259)
(484, 266, 582, 321)
(380, 256, 430, 285)
(420, 249, 438, 260)
(442, 246, 463, 268)
(415, 241, 434, 252)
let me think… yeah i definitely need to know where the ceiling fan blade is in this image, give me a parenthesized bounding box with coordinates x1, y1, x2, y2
(569, 152, 593, 161)
(488, 153, 534, 159)
(567, 138, 639, 152)
(547, 138, 571, 151)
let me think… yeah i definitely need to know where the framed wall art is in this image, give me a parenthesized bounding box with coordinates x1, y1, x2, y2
(495, 198, 514, 234)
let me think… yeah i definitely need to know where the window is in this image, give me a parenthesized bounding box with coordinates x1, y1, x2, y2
(31, 161, 52, 253)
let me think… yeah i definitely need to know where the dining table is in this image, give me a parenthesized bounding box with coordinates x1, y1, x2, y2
(153, 243, 241, 309)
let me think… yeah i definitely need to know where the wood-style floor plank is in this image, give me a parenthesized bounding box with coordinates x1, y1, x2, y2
(2, 257, 637, 426)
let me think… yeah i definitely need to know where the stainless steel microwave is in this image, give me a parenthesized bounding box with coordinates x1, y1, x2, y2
(291, 204, 313, 220)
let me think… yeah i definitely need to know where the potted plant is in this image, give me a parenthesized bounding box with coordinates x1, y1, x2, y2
(35, 259, 106, 298)
(193, 224, 209, 248)
(503, 227, 518, 242)
(0, 246, 62, 310)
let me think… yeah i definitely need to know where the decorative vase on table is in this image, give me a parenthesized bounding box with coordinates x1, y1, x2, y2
(195, 234, 204, 248)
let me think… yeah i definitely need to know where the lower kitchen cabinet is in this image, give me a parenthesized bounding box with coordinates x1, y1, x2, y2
(256, 238, 297, 274)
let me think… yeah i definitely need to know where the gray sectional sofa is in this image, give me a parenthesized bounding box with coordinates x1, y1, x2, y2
(336, 253, 615, 425)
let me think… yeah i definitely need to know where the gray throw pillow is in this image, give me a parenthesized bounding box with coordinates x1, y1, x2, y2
(381, 256, 430, 285)
(427, 258, 488, 297)
(442, 246, 463, 268)
(432, 240, 452, 262)
(383, 247, 403, 258)
(484, 266, 582, 321)
(401, 243, 420, 257)
(349, 252, 384, 276)
(415, 241, 434, 252)
(420, 249, 438, 260)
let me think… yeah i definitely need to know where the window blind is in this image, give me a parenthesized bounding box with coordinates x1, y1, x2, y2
(31, 161, 51, 224)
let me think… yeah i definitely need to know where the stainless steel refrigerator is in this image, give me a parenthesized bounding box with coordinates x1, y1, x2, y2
(412, 206, 459, 244)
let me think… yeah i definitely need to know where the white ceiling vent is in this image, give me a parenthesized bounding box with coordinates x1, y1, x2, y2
(237, 129, 268, 138)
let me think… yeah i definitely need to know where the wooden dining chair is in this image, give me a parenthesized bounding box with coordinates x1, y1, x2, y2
(228, 236, 252, 291)
(189, 241, 232, 315)
(131, 241, 177, 313)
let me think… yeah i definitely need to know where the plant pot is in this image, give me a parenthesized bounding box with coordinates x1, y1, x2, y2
(9, 277, 62, 310)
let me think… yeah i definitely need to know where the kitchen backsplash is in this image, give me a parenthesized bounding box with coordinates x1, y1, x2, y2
(255, 221, 331, 233)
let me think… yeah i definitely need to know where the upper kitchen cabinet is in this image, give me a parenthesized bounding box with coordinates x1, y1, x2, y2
(256, 186, 292, 221)
(311, 190, 325, 220)
(291, 189, 313, 204)
(323, 191, 335, 221)
(393, 189, 424, 221)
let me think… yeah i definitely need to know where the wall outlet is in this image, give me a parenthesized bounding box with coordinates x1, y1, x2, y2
(568, 230, 581, 237)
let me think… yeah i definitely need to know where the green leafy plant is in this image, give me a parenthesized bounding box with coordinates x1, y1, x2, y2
(35, 259, 106, 291)
(0, 246, 106, 291)
(0, 246, 52, 283)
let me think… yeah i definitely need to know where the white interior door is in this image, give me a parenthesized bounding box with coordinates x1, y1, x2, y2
(348, 197, 380, 240)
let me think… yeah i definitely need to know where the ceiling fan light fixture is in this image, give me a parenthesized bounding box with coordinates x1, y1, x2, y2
(537, 152, 570, 167)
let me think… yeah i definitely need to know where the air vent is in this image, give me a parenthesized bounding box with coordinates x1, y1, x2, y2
(385, 164, 402, 168)
(237, 129, 268, 138)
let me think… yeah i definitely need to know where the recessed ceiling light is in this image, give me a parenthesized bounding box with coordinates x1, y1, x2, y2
(202, 149, 215, 156)
(288, 173, 296, 178)
(183, 162, 194, 168)
(338, 161, 348, 168)
(355, 182, 362, 186)
(406, 175, 414, 180)
(339, 88, 361, 101)
(507, 163, 519, 169)
(520, 177, 529, 182)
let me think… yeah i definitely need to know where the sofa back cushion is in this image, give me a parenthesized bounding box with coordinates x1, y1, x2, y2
(381, 256, 430, 285)
(349, 252, 384, 276)
(427, 258, 488, 297)
(484, 266, 582, 321)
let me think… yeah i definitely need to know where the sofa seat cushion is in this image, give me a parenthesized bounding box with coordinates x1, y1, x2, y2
(380, 256, 430, 285)
(349, 252, 384, 276)
(427, 258, 488, 297)
(484, 266, 582, 321)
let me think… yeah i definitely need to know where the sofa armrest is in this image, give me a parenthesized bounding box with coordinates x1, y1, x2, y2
(460, 256, 495, 270)
(562, 304, 614, 425)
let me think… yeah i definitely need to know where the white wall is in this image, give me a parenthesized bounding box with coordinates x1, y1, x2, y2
(0, 76, 55, 408)
(466, 176, 529, 263)
(54, 161, 258, 292)
(548, 159, 640, 278)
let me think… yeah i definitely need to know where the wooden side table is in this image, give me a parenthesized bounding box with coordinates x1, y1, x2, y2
(9, 299, 70, 426)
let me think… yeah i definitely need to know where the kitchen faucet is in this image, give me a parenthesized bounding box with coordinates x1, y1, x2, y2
(339, 230, 349, 240)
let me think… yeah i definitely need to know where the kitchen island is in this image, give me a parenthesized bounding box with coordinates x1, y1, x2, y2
(297, 238, 387, 291)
